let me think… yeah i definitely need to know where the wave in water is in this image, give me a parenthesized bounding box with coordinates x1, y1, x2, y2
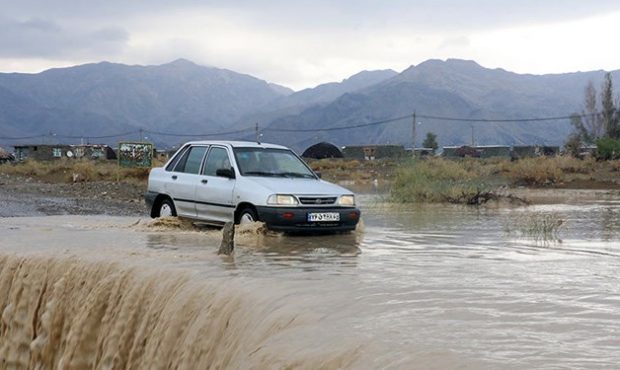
(0, 254, 360, 369)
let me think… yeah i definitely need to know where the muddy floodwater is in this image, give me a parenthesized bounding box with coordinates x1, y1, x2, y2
(1, 190, 620, 369)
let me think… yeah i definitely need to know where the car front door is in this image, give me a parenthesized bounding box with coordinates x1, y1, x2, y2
(195, 146, 236, 223)
(165, 145, 208, 218)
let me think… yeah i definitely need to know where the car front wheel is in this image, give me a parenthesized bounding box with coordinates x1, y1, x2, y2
(238, 207, 258, 225)
(158, 198, 177, 217)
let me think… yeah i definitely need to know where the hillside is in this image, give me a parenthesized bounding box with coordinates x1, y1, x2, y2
(0, 59, 291, 147)
(258, 59, 620, 151)
(1, 58, 619, 151)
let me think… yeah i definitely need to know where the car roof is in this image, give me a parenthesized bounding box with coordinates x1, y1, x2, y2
(183, 140, 289, 150)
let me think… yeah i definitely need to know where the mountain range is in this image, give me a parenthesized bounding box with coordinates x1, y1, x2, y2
(1, 58, 618, 152)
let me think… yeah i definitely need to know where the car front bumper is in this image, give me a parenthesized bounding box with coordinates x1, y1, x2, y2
(255, 206, 361, 232)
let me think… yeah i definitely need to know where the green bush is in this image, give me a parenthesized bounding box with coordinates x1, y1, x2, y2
(391, 158, 491, 204)
(596, 138, 620, 160)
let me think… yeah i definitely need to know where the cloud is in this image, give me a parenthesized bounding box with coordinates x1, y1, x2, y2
(0, 17, 128, 58)
(4, 0, 620, 31)
(1, 0, 620, 88)
(439, 36, 471, 50)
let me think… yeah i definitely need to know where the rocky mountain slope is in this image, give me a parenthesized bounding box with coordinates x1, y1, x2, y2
(1, 58, 618, 151)
(258, 59, 620, 150)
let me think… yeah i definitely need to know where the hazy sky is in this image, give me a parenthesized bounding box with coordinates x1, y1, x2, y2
(1, 0, 620, 90)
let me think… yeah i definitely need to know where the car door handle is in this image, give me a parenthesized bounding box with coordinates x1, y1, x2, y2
(201, 179, 208, 184)
(171, 175, 177, 180)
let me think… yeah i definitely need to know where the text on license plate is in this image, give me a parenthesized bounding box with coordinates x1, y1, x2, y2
(307, 212, 340, 222)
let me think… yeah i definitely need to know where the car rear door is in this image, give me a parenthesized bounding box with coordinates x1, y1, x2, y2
(195, 145, 236, 223)
(165, 145, 208, 218)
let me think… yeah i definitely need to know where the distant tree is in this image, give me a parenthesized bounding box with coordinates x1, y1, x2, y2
(572, 82, 604, 144)
(423, 132, 439, 153)
(564, 133, 582, 158)
(571, 114, 590, 144)
(584, 82, 604, 140)
(601, 73, 619, 139)
(571, 74, 619, 146)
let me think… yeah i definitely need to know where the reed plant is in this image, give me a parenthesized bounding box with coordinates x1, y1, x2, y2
(525, 213, 564, 243)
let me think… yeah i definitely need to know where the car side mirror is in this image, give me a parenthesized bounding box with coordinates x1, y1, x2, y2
(314, 171, 322, 179)
(216, 168, 235, 179)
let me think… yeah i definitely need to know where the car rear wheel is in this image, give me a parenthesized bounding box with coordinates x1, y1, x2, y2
(238, 207, 258, 225)
(158, 198, 177, 217)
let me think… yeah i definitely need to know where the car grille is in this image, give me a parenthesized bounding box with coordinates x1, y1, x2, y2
(298, 196, 337, 205)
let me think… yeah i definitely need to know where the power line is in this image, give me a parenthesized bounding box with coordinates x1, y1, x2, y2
(55, 130, 141, 139)
(416, 113, 586, 123)
(262, 114, 414, 132)
(0, 112, 592, 141)
(0, 127, 254, 141)
(0, 134, 46, 140)
(143, 127, 253, 137)
(261, 112, 586, 133)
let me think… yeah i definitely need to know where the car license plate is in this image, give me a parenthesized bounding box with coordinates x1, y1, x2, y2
(307, 212, 340, 222)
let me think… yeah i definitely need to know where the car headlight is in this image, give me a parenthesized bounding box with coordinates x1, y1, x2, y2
(267, 194, 299, 206)
(338, 195, 355, 206)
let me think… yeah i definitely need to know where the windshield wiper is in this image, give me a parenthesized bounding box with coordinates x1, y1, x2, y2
(243, 171, 279, 177)
(276, 172, 316, 179)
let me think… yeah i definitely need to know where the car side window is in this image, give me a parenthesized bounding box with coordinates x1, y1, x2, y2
(202, 147, 231, 176)
(174, 146, 207, 174)
(166, 146, 188, 171)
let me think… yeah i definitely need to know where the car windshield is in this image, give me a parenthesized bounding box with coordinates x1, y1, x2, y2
(233, 147, 316, 178)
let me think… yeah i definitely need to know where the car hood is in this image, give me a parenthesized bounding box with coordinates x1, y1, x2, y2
(244, 177, 353, 195)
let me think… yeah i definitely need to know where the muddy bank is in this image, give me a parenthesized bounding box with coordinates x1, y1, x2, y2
(0, 174, 146, 217)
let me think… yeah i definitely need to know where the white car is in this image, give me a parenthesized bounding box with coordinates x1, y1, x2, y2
(145, 141, 360, 232)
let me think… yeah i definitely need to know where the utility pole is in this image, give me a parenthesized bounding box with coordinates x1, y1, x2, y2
(255, 122, 260, 143)
(139, 128, 144, 142)
(412, 111, 416, 157)
(470, 124, 475, 146)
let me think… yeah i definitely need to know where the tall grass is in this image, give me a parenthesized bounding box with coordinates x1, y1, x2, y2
(501, 157, 564, 186)
(497, 156, 597, 186)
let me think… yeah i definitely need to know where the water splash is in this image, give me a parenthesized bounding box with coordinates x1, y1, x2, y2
(0, 254, 361, 369)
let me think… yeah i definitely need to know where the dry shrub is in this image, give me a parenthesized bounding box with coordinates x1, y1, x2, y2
(505, 157, 563, 186)
(607, 160, 620, 172)
(1, 160, 44, 177)
(553, 155, 594, 174)
(309, 158, 361, 171)
(70, 160, 99, 181)
(0, 159, 151, 183)
(117, 167, 150, 181)
(481, 158, 510, 175)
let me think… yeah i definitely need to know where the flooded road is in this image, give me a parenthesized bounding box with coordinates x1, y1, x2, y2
(1, 190, 619, 369)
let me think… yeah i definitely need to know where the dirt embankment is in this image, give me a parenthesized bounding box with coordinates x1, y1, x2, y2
(0, 173, 147, 217)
